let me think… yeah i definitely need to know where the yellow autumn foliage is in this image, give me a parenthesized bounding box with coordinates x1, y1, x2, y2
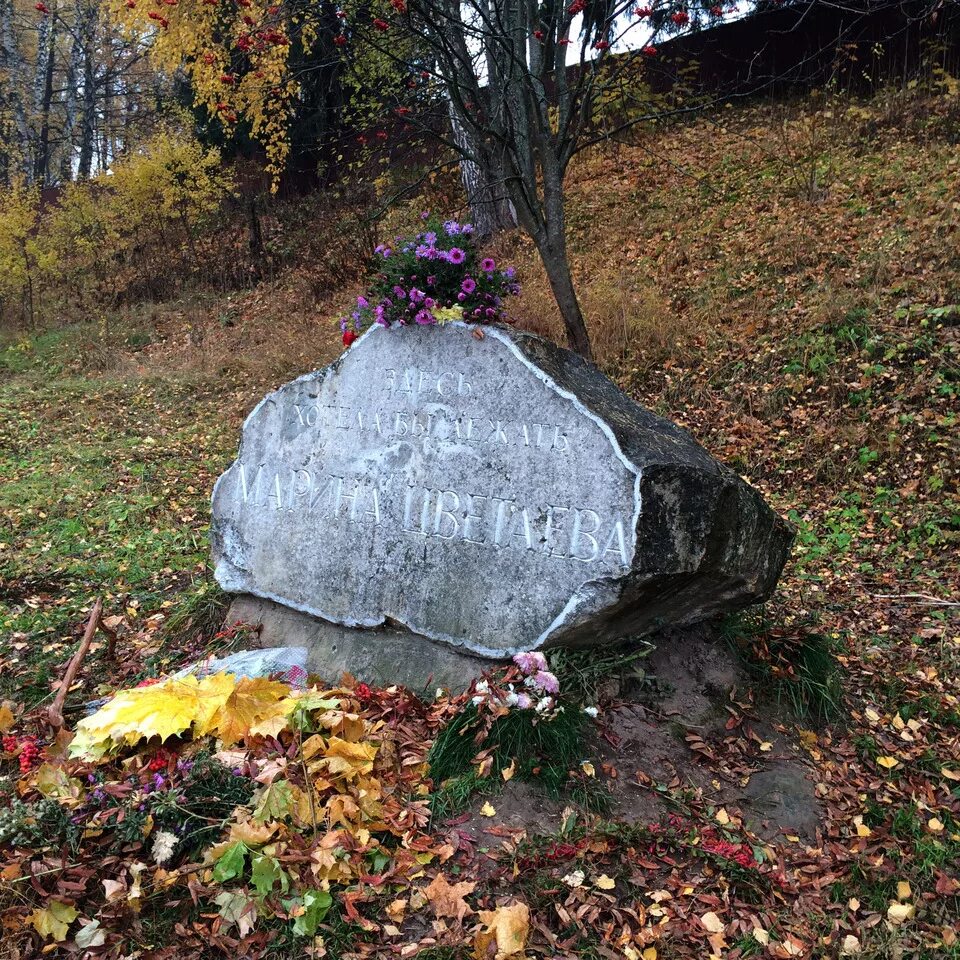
(71, 672, 310, 759)
(0, 130, 232, 325)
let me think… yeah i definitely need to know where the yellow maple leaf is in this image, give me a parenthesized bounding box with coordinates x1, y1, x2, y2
(474, 901, 529, 958)
(193, 673, 238, 736)
(876, 756, 899, 770)
(70, 676, 202, 757)
(0, 702, 15, 733)
(28, 900, 78, 942)
(208, 677, 292, 746)
(323, 737, 378, 779)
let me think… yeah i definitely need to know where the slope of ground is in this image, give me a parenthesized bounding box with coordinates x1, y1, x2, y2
(0, 86, 957, 959)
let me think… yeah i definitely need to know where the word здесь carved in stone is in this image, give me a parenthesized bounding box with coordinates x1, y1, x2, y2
(235, 461, 631, 567)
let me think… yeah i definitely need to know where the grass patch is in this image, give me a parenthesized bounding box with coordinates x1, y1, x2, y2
(427, 700, 605, 820)
(548, 640, 655, 705)
(164, 579, 231, 646)
(720, 610, 843, 726)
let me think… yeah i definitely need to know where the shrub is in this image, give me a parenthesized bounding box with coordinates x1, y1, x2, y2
(0, 180, 55, 328)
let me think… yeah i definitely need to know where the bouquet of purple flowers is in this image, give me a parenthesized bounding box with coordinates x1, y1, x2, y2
(340, 216, 520, 345)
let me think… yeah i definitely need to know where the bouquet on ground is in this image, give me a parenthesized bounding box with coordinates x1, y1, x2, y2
(340, 216, 520, 345)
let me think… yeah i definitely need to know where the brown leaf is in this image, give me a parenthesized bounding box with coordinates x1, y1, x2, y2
(425, 873, 476, 922)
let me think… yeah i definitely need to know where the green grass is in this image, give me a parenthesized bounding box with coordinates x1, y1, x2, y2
(0, 351, 237, 705)
(427, 700, 605, 820)
(719, 610, 844, 726)
(547, 640, 655, 705)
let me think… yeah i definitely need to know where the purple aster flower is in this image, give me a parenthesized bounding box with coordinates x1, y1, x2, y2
(426, 275, 436, 286)
(457, 292, 466, 302)
(414, 308, 435, 325)
(424, 297, 435, 308)
(481, 257, 496, 272)
(485, 307, 496, 317)
(422, 231, 437, 244)
(461, 276, 476, 294)
(448, 247, 466, 265)
(443, 220, 460, 236)
(504, 266, 516, 279)
(392, 285, 406, 298)
(357, 295, 369, 308)
(461, 223, 474, 234)
(409, 287, 425, 303)
(420, 210, 430, 220)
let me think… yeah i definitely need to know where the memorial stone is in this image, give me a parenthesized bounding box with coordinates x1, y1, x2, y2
(212, 323, 792, 684)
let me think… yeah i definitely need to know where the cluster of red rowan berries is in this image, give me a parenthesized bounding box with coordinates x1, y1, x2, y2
(3, 735, 41, 774)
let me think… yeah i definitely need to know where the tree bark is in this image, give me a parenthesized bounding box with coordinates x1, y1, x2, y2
(59, 3, 84, 182)
(539, 240, 593, 361)
(77, 0, 97, 179)
(537, 202, 593, 361)
(0, 0, 33, 181)
(447, 100, 516, 239)
(33, 11, 57, 184)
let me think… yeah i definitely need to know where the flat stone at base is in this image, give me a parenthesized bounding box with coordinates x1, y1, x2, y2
(226, 594, 493, 694)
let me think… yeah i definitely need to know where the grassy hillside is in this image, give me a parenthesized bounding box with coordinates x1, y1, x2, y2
(0, 85, 957, 958)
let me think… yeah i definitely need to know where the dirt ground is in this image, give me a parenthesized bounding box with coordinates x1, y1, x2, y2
(454, 626, 820, 845)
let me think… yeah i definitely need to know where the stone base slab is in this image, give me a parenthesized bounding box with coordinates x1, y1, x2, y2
(226, 594, 495, 694)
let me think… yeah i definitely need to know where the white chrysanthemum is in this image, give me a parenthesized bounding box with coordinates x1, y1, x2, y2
(151, 830, 178, 865)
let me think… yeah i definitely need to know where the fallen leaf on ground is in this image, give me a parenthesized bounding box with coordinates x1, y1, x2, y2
(29, 901, 78, 942)
(474, 901, 529, 958)
(425, 873, 476, 922)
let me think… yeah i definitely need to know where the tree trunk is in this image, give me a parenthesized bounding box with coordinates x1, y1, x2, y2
(59, 3, 84, 182)
(33, 12, 57, 184)
(0, 0, 33, 180)
(537, 222, 593, 362)
(77, 0, 96, 179)
(448, 101, 516, 239)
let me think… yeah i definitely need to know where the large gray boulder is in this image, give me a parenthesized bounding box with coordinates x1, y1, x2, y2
(211, 322, 792, 666)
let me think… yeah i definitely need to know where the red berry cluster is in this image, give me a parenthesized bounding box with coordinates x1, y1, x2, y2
(148, 750, 170, 772)
(4, 735, 41, 774)
(20, 739, 40, 774)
